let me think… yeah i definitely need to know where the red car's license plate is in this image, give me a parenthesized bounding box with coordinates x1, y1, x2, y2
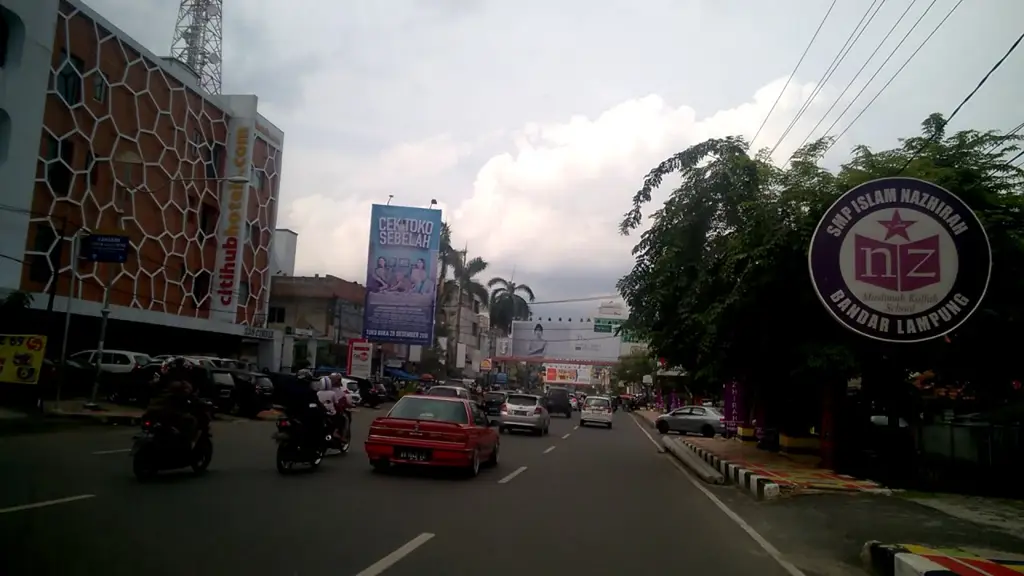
(397, 449, 430, 462)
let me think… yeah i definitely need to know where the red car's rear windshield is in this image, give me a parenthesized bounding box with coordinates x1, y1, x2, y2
(389, 398, 468, 424)
(429, 387, 460, 397)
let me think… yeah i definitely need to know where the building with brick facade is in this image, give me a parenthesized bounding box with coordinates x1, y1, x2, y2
(0, 0, 286, 367)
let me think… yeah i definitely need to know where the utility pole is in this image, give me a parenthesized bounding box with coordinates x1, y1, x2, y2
(451, 242, 467, 370)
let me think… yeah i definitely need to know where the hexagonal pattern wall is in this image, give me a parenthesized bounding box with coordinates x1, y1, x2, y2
(19, 0, 280, 327)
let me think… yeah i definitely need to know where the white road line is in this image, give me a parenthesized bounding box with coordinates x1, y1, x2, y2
(353, 532, 435, 576)
(0, 494, 96, 515)
(92, 448, 131, 455)
(631, 414, 663, 452)
(573, 425, 579, 430)
(543, 445, 556, 454)
(497, 466, 528, 484)
(561, 433, 571, 439)
(662, 446, 807, 576)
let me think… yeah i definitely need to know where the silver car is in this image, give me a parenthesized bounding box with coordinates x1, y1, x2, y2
(654, 406, 725, 438)
(499, 394, 550, 436)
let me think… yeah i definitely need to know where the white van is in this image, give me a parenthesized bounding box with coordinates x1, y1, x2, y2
(579, 396, 613, 428)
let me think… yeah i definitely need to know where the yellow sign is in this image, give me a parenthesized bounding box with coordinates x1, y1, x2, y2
(480, 359, 493, 371)
(0, 334, 48, 384)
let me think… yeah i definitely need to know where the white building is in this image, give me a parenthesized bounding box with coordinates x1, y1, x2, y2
(0, 0, 287, 368)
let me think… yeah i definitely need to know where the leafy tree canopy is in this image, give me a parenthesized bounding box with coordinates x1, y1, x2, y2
(616, 114, 1024, 404)
(488, 277, 535, 336)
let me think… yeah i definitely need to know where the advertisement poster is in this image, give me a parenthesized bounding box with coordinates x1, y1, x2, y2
(362, 204, 443, 346)
(507, 321, 620, 364)
(543, 363, 592, 384)
(722, 381, 745, 435)
(347, 340, 373, 379)
(0, 335, 48, 384)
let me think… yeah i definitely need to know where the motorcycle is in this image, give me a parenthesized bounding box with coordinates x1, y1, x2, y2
(327, 410, 352, 454)
(131, 417, 213, 481)
(358, 388, 382, 408)
(274, 404, 330, 474)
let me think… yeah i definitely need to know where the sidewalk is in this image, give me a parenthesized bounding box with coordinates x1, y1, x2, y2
(636, 410, 884, 497)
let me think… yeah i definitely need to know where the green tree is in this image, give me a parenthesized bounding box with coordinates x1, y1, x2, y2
(487, 277, 536, 335)
(444, 252, 490, 367)
(0, 291, 34, 332)
(616, 114, 1024, 424)
(433, 222, 455, 344)
(611, 351, 657, 386)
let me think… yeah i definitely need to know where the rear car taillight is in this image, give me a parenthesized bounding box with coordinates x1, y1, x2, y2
(500, 404, 509, 415)
(534, 406, 543, 415)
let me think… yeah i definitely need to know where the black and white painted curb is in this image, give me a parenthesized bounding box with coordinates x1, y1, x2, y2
(861, 541, 957, 576)
(676, 437, 782, 500)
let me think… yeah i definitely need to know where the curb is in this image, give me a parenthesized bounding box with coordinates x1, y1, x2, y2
(677, 438, 781, 500)
(861, 541, 957, 576)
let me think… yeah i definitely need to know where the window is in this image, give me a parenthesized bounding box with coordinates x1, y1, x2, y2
(268, 306, 285, 323)
(584, 397, 610, 409)
(190, 130, 201, 158)
(472, 300, 480, 314)
(238, 281, 250, 302)
(102, 352, 131, 365)
(29, 225, 57, 282)
(206, 143, 223, 179)
(194, 271, 211, 301)
(389, 397, 469, 424)
(0, 12, 9, 68)
(472, 323, 479, 336)
(507, 395, 538, 407)
(85, 151, 98, 187)
(56, 50, 84, 105)
(199, 204, 217, 236)
(43, 135, 73, 197)
(255, 170, 266, 192)
(92, 73, 107, 102)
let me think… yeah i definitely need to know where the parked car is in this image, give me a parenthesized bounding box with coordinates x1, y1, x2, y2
(365, 395, 499, 477)
(69, 349, 152, 373)
(498, 393, 550, 435)
(654, 405, 724, 437)
(230, 371, 275, 417)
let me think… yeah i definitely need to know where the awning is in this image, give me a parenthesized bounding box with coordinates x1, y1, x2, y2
(385, 368, 420, 381)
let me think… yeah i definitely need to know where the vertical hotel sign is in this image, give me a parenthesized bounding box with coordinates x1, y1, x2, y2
(362, 204, 443, 346)
(211, 118, 254, 321)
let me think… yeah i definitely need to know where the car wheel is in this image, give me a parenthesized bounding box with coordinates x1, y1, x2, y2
(701, 424, 715, 438)
(656, 420, 669, 434)
(607, 423, 613, 429)
(485, 442, 499, 467)
(579, 420, 586, 427)
(499, 426, 507, 435)
(466, 450, 481, 478)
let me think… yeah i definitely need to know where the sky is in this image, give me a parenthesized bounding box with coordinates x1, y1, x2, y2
(82, 0, 1024, 319)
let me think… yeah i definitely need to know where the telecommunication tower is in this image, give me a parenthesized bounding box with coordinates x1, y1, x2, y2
(169, 0, 224, 94)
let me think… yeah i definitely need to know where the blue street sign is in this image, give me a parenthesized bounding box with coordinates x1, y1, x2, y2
(81, 234, 130, 263)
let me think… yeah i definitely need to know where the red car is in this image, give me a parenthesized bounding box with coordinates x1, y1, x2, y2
(365, 395, 499, 477)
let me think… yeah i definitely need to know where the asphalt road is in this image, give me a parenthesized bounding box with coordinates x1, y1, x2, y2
(0, 408, 796, 576)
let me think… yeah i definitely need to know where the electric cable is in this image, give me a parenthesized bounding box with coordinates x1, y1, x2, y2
(821, 0, 959, 155)
(769, 0, 888, 157)
(893, 28, 1024, 175)
(748, 0, 838, 150)
(789, 0, 921, 161)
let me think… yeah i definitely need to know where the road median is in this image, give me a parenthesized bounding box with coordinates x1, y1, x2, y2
(662, 437, 725, 484)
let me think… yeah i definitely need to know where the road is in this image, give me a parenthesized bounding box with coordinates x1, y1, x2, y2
(0, 407, 797, 576)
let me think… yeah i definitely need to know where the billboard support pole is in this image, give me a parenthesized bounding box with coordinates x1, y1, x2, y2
(451, 242, 467, 370)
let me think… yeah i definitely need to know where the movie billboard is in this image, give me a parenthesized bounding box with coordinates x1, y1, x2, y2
(362, 204, 442, 346)
(508, 321, 620, 364)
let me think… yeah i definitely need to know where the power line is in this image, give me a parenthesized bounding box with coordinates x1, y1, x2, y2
(770, 0, 888, 157)
(748, 0, 838, 150)
(822, 0, 958, 155)
(982, 120, 1024, 154)
(894, 28, 1024, 174)
(790, 0, 921, 160)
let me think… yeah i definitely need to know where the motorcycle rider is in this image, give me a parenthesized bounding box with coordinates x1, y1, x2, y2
(287, 369, 330, 443)
(144, 356, 209, 447)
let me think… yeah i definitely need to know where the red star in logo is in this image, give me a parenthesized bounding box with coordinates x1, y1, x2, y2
(878, 210, 916, 240)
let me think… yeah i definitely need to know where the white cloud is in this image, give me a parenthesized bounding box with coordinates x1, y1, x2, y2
(280, 76, 845, 289)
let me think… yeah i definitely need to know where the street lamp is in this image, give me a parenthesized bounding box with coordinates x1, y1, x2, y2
(429, 199, 437, 209)
(387, 195, 394, 206)
(76, 173, 250, 410)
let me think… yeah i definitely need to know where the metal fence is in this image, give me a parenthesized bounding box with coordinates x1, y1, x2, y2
(914, 422, 1023, 496)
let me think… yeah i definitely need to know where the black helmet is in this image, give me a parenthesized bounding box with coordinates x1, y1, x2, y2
(161, 356, 196, 382)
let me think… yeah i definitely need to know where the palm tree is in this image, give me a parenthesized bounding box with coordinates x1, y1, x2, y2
(446, 253, 490, 365)
(433, 222, 455, 343)
(0, 290, 34, 332)
(487, 277, 535, 336)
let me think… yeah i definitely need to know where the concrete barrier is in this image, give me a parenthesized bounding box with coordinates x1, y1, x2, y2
(662, 437, 725, 484)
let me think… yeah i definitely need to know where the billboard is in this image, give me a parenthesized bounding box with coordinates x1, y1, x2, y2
(347, 339, 373, 379)
(508, 321, 620, 364)
(362, 204, 443, 346)
(543, 363, 591, 385)
(212, 117, 254, 321)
